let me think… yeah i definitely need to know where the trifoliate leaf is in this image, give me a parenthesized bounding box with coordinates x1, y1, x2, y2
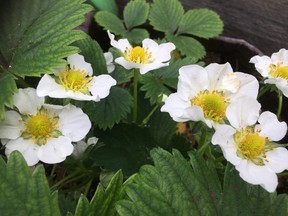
(92, 124, 155, 175)
(124, 28, 150, 45)
(0, 151, 61, 216)
(140, 73, 172, 105)
(0, 0, 91, 77)
(74, 36, 108, 75)
(82, 87, 133, 130)
(95, 11, 126, 35)
(116, 148, 218, 216)
(0, 73, 17, 120)
(149, 0, 184, 33)
(124, 0, 149, 30)
(166, 33, 206, 60)
(74, 171, 125, 216)
(178, 9, 224, 38)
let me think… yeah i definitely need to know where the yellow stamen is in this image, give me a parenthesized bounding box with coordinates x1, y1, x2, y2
(124, 46, 153, 64)
(234, 127, 269, 165)
(192, 90, 229, 122)
(269, 62, 288, 80)
(20, 107, 62, 145)
(58, 66, 92, 93)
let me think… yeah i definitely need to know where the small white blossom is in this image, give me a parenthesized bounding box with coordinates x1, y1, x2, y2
(72, 137, 98, 159)
(37, 54, 116, 101)
(107, 30, 175, 74)
(161, 63, 259, 128)
(212, 96, 288, 192)
(250, 48, 288, 97)
(0, 88, 92, 166)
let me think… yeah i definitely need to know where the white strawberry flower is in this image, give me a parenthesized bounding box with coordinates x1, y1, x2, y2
(0, 88, 92, 166)
(37, 53, 116, 101)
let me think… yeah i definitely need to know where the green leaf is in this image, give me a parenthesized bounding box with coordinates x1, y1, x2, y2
(124, 0, 149, 29)
(124, 28, 150, 44)
(117, 148, 218, 216)
(0, 0, 91, 120)
(178, 9, 224, 38)
(148, 109, 177, 149)
(166, 33, 206, 60)
(92, 124, 154, 175)
(90, 0, 118, 15)
(95, 11, 126, 35)
(74, 171, 125, 216)
(0, 0, 91, 77)
(0, 151, 61, 216)
(140, 73, 172, 105)
(149, 0, 184, 33)
(0, 73, 17, 121)
(74, 36, 108, 75)
(81, 87, 133, 130)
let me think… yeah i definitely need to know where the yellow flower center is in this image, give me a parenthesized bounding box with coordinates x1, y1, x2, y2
(58, 66, 92, 94)
(125, 46, 152, 64)
(269, 63, 288, 80)
(20, 107, 62, 145)
(192, 90, 229, 122)
(234, 128, 270, 165)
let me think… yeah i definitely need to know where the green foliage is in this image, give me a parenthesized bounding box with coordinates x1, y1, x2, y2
(95, 11, 126, 35)
(90, 0, 119, 15)
(95, 0, 150, 44)
(0, 151, 61, 216)
(75, 170, 125, 216)
(116, 148, 288, 216)
(166, 33, 206, 60)
(124, 0, 150, 29)
(80, 87, 133, 130)
(91, 124, 155, 175)
(0, 73, 18, 120)
(177, 9, 224, 38)
(149, 0, 184, 33)
(74, 36, 108, 75)
(149, 0, 223, 60)
(0, 0, 92, 121)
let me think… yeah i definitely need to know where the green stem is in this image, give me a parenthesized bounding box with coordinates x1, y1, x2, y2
(277, 89, 283, 118)
(133, 69, 140, 123)
(141, 105, 159, 126)
(50, 164, 57, 178)
(257, 85, 270, 99)
(51, 171, 82, 190)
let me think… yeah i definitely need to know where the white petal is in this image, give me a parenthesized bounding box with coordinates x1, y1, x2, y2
(107, 30, 131, 53)
(142, 39, 175, 62)
(5, 138, 40, 166)
(0, 111, 22, 139)
(212, 125, 241, 165)
(271, 49, 288, 64)
(13, 88, 44, 115)
(265, 147, 288, 173)
(256, 111, 287, 141)
(249, 55, 272, 77)
(138, 62, 169, 74)
(205, 63, 233, 90)
(68, 54, 93, 76)
(89, 75, 116, 101)
(160, 93, 192, 122)
(178, 65, 209, 100)
(229, 72, 259, 100)
(104, 52, 115, 73)
(236, 160, 278, 192)
(185, 106, 211, 127)
(58, 104, 91, 141)
(115, 57, 136, 70)
(37, 136, 73, 164)
(37, 74, 96, 101)
(226, 97, 260, 129)
(265, 78, 288, 98)
(87, 137, 98, 145)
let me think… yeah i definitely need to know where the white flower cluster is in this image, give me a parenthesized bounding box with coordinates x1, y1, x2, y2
(161, 49, 288, 192)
